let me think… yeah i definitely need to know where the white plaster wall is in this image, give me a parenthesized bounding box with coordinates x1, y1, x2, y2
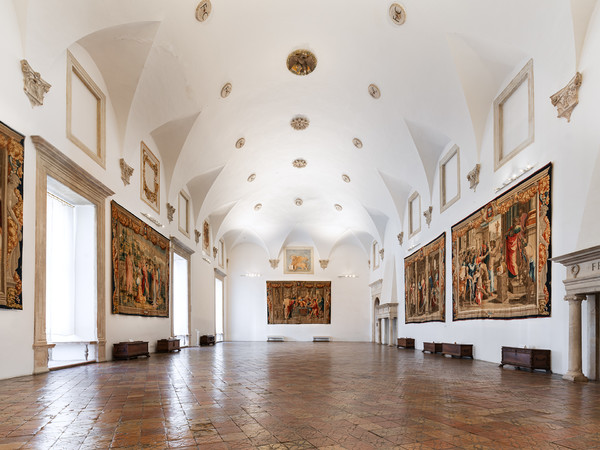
(228, 242, 370, 342)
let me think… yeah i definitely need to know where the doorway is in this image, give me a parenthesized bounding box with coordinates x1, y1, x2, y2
(215, 272, 224, 342)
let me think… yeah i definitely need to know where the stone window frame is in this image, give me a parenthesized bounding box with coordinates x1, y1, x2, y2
(439, 145, 461, 213)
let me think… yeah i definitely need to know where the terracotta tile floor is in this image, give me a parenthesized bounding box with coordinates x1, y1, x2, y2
(1, 342, 600, 449)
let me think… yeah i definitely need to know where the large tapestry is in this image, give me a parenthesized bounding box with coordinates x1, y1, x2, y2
(0, 122, 24, 310)
(111, 201, 170, 317)
(404, 233, 445, 323)
(267, 281, 331, 324)
(452, 164, 552, 320)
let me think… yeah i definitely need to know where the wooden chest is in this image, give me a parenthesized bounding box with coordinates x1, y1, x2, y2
(500, 347, 551, 372)
(200, 335, 216, 346)
(397, 338, 415, 349)
(113, 341, 150, 360)
(156, 338, 181, 353)
(423, 342, 443, 354)
(442, 343, 473, 358)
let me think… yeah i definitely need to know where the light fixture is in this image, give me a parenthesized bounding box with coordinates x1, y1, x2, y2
(407, 242, 420, 252)
(242, 273, 261, 278)
(495, 164, 534, 192)
(338, 274, 358, 278)
(140, 212, 164, 228)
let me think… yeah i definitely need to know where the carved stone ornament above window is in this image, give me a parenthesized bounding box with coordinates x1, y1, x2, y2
(195, 229, 201, 244)
(423, 206, 433, 227)
(292, 158, 307, 168)
(235, 137, 245, 148)
(368, 84, 381, 99)
(287, 49, 317, 76)
(352, 138, 363, 148)
(397, 232, 404, 246)
(195, 0, 211, 22)
(290, 116, 310, 130)
(221, 82, 232, 98)
(550, 72, 582, 122)
(389, 3, 406, 25)
(20, 60, 51, 107)
(467, 163, 481, 191)
(269, 259, 279, 269)
(119, 158, 133, 186)
(166, 203, 175, 223)
(319, 259, 329, 269)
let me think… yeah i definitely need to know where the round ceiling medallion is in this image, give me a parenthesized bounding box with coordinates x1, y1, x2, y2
(287, 49, 317, 76)
(235, 137, 245, 149)
(389, 3, 406, 25)
(195, 0, 212, 22)
(334, 204, 343, 211)
(290, 116, 310, 130)
(292, 158, 307, 168)
(353, 138, 363, 148)
(342, 174, 351, 183)
(254, 203, 262, 211)
(221, 82, 232, 98)
(295, 198, 303, 206)
(247, 173, 256, 182)
(368, 84, 381, 99)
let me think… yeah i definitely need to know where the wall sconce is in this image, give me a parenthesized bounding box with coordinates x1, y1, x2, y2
(141, 212, 164, 228)
(495, 164, 534, 193)
(242, 273, 262, 278)
(407, 242, 421, 252)
(338, 274, 358, 278)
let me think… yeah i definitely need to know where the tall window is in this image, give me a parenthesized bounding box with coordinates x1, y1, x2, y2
(215, 275, 224, 342)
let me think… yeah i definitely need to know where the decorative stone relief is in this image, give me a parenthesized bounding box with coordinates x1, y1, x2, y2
(254, 203, 262, 211)
(550, 72, 582, 122)
(287, 50, 317, 76)
(368, 84, 381, 99)
(379, 249, 384, 261)
(368, 259, 371, 269)
(235, 137, 245, 148)
(352, 138, 363, 148)
(397, 232, 404, 246)
(292, 158, 307, 168)
(20, 60, 51, 107)
(213, 246, 218, 259)
(423, 206, 433, 227)
(247, 173, 256, 182)
(389, 3, 406, 25)
(269, 259, 279, 269)
(342, 174, 351, 183)
(466, 163, 481, 191)
(166, 203, 175, 223)
(195, 229, 201, 244)
(220, 82, 232, 98)
(295, 198, 303, 206)
(119, 158, 134, 186)
(290, 116, 310, 130)
(319, 259, 329, 269)
(334, 204, 343, 211)
(195, 1, 212, 22)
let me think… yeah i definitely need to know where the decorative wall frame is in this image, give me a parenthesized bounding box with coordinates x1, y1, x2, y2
(405, 233, 446, 324)
(372, 241, 380, 270)
(493, 59, 534, 171)
(0, 122, 24, 310)
(178, 190, 190, 237)
(20, 60, 51, 107)
(218, 239, 225, 268)
(202, 220, 210, 254)
(408, 191, 421, 237)
(284, 247, 314, 274)
(66, 51, 106, 168)
(440, 145, 460, 212)
(140, 141, 160, 213)
(451, 163, 552, 321)
(111, 201, 170, 318)
(267, 280, 331, 324)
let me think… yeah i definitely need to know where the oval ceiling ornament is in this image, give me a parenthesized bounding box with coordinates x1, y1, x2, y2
(235, 137, 245, 149)
(287, 49, 317, 76)
(254, 203, 262, 211)
(389, 3, 406, 25)
(368, 84, 381, 99)
(342, 174, 351, 183)
(295, 198, 303, 206)
(292, 158, 307, 168)
(352, 138, 363, 148)
(221, 82, 232, 98)
(334, 204, 343, 211)
(290, 115, 310, 130)
(247, 173, 256, 182)
(195, 0, 212, 22)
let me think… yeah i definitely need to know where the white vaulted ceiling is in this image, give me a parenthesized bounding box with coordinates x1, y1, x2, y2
(12, 0, 590, 258)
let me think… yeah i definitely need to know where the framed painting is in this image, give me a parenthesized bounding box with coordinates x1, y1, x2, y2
(451, 163, 552, 320)
(140, 141, 160, 213)
(202, 220, 210, 255)
(111, 201, 170, 317)
(404, 233, 445, 323)
(0, 122, 24, 310)
(267, 281, 331, 324)
(284, 247, 313, 274)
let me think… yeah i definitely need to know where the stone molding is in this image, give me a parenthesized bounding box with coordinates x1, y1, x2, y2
(550, 72, 582, 122)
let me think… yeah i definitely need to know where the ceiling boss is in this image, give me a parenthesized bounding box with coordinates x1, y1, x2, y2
(287, 49, 317, 76)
